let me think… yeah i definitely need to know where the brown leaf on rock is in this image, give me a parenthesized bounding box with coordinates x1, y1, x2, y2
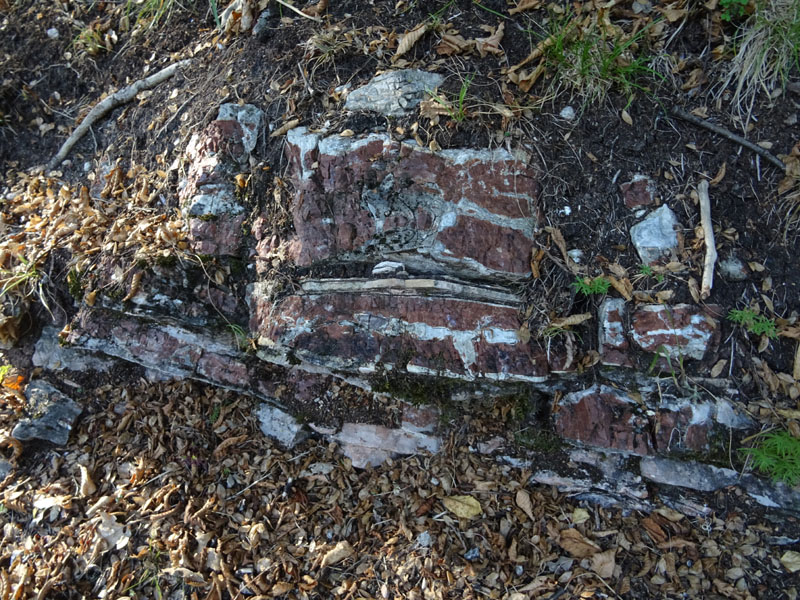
(559, 528, 601, 558)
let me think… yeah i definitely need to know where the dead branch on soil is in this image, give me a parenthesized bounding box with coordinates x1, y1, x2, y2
(47, 59, 192, 170)
(670, 106, 785, 171)
(697, 179, 716, 300)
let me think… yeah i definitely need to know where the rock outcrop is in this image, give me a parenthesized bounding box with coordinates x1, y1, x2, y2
(38, 71, 768, 506)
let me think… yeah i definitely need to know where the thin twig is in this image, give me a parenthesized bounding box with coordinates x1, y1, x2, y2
(670, 106, 785, 171)
(697, 180, 717, 300)
(274, 0, 322, 22)
(47, 59, 192, 170)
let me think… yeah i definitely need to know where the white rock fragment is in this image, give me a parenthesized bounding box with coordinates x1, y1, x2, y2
(630, 204, 680, 265)
(256, 404, 306, 447)
(559, 106, 576, 120)
(345, 70, 445, 117)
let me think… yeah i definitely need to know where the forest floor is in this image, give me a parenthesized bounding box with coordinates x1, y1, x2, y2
(1, 0, 800, 598)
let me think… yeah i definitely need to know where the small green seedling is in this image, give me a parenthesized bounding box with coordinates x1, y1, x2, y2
(720, 0, 748, 22)
(639, 264, 664, 282)
(741, 430, 800, 486)
(571, 276, 611, 297)
(429, 74, 474, 122)
(727, 308, 778, 339)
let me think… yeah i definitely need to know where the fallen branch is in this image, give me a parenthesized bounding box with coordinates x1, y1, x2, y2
(670, 106, 785, 171)
(697, 179, 716, 300)
(47, 59, 192, 170)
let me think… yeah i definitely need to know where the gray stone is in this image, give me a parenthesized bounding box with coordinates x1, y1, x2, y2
(741, 473, 800, 512)
(12, 381, 82, 445)
(345, 70, 445, 117)
(719, 256, 748, 281)
(217, 103, 264, 155)
(256, 404, 306, 448)
(0, 459, 12, 480)
(630, 204, 680, 265)
(639, 456, 737, 492)
(33, 326, 115, 372)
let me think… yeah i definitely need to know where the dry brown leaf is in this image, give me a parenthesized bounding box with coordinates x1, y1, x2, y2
(659, 5, 687, 21)
(509, 0, 542, 14)
(443, 495, 482, 519)
(302, 0, 328, 17)
(682, 68, 707, 91)
(475, 22, 505, 58)
(621, 109, 633, 125)
(436, 33, 472, 56)
(572, 507, 590, 525)
(559, 528, 601, 558)
(79, 464, 96, 497)
(606, 274, 633, 301)
(591, 548, 616, 579)
(393, 23, 427, 62)
(710, 359, 728, 378)
(270, 118, 300, 138)
(321, 540, 354, 567)
(781, 551, 800, 573)
(515, 489, 535, 521)
(642, 516, 667, 544)
(213, 433, 248, 457)
(710, 162, 727, 186)
(550, 313, 592, 328)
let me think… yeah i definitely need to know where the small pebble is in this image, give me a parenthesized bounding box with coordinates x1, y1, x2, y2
(463, 547, 480, 561)
(559, 106, 576, 120)
(46, 28, 59, 39)
(567, 249, 584, 263)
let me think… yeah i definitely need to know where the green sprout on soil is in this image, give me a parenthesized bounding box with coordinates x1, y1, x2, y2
(537, 10, 664, 104)
(720, 0, 749, 22)
(741, 429, 800, 486)
(571, 276, 610, 297)
(727, 308, 778, 339)
(429, 74, 474, 122)
(639, 264, 664, 282)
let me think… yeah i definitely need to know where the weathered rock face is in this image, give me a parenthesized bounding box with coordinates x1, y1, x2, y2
(283, 128, 538, 279)
(53, 72, 762, 492)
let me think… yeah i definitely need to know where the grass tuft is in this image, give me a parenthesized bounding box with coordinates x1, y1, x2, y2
(721, 0, 800, 123)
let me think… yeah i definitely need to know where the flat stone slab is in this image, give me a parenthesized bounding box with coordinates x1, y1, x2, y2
(344, 69, 445, 116)
(12, 381, 82, 446)
(251, 278, 554, 383)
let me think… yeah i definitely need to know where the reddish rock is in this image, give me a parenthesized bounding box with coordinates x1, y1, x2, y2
(630, 304, 719, 361)
(598, 298, 633, 367)
(251, 279, 553, 383)
(653, 395, 753, 454)
(554, 385, 653, 455)
(620, 175, 656, 209)
(284, 129, 539, 279)
(188, 214, 245, 256)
